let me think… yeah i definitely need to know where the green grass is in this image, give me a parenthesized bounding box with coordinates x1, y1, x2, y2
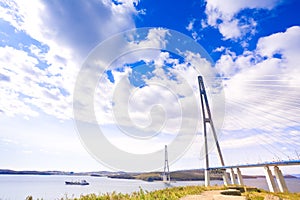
(65, 186, 224, 200)
(26, 185, 300, 200)
(243, 190, 300, 200)
(67, 185, 226, 200)
(74, 186, 300, 200)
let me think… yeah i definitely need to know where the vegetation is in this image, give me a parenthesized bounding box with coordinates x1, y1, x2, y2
(243, 190, 300, 200)
(26, 185, 300, 200)
(65, 185, 225, 200)
(108, 169, 223, 181)
(133, 172, 162, 181)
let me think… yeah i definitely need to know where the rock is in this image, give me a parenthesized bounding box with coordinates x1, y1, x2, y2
(264, 194, 282, 200)
(220, 189, 242, 196)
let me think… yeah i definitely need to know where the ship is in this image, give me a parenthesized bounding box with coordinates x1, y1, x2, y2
(65, 179, 89, 185)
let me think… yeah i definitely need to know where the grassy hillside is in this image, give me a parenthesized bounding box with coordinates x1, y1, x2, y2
(64, 185, 225, 200)
(45, 186, 300, 200)
(108, 169, 224, 181)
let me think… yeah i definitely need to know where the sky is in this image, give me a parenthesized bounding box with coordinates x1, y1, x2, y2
(0, 0, 300, 175)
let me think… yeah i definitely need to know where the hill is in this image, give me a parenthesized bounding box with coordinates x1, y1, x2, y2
(108, 169, 224, 181)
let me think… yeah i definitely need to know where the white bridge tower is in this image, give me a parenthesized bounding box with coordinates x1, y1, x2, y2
(162, 145, 170, 183)
(198, 76, 230, 186)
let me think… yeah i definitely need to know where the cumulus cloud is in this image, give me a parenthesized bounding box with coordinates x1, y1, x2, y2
(186, 19, 195, 31)
(92, 51, 210, 154)
(93, 46, 206, 133)
(0, 0, 140, 119)
(257, 26, 300, 67)
(217, 26, 300, 81)
(214, 26, 300, 159)
(218, 19, 241, 39)
(74, 27, 225, 157)
(202, 0, 281, 40)
(0, 0, 139, 55)
(0, 46, 73, 119)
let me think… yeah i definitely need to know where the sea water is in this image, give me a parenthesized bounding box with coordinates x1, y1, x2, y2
(0, 175, 299, 200)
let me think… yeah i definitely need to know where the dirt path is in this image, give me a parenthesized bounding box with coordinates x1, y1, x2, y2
(179, 190, 247, 200)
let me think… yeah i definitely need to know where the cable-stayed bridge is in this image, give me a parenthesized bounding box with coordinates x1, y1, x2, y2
(198, 75, 300, 193)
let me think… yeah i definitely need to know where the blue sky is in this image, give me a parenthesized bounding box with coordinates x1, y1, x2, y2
(0, 0, 300, 174)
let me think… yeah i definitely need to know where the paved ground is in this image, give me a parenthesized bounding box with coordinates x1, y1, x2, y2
(180, 190, 247, 200)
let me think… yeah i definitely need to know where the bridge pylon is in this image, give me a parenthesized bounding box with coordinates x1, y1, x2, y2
(162, 145, 170, 183)
(198, 76, 230, 186)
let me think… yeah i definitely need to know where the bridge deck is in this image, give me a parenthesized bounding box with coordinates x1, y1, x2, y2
(208, 160, 300, 170)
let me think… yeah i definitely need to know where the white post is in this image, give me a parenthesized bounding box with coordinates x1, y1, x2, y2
(236, 168, 244, 186)
(162, 175, 166, 182)
(274, 166, 288, 192)
(264, 166, 278, 192)
(223, 170, 230, 186)
(230, 168, 237, 185)
(205, 169, 210, 187)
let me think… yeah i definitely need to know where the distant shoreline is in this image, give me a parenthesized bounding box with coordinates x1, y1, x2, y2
(0, 169, 298, 182)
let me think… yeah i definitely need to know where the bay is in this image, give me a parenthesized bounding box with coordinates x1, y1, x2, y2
(0, 175, 299, 200)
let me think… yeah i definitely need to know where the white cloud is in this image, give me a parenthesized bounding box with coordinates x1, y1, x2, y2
(222, 134, 271, 149)
(129, 28, 170, 50)
(0, 0, 139, 55)
(0, 0, 140, 120)
(257, 26, 300, 68)
(73, 37, 222, 168)
(186, 19, 195, 31)
(203, 0, 281, 40)
(0, 46, 73, 119)
(215, 26, 300, 159)
(186, 19, 201, 41)
(76, 28, 172, 126)
(213, 46, 225, 53)
(77, 27, 227, 158)
(205, 0, 280, 18)
(218, 19, 241, 40)
(216, 26, 300, 77)
(94, 50, 201, 132)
